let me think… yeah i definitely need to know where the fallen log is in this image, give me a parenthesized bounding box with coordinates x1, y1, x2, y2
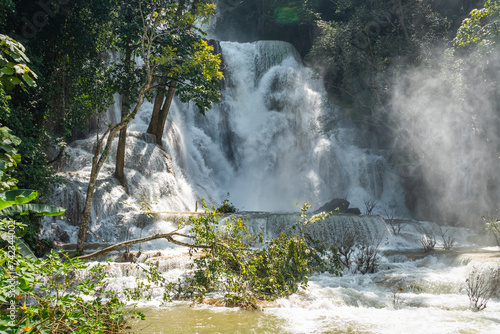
(77, 229, 210, 261)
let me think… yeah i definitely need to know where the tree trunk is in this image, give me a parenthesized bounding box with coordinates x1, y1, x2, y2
(115, 123, 128, 191)
(155, 83, 176, 144)
(146, 89, 165, 142)
(146, 83, 176, 145)
(114, 48, 132, 191)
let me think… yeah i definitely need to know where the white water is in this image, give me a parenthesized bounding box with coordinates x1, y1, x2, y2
(42, 40, 500, 333)
(99, 239, 500, 334)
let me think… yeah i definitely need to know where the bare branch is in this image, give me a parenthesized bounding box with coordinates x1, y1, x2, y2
(78, 230, 210, 261)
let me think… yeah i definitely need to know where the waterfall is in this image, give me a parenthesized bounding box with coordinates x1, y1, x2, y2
(45, 40, 407, 244)
(157, 40, 406, 213)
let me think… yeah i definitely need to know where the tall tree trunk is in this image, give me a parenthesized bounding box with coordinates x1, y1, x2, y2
(114, 49, 132, 191)
(146, 82, 176, 145)
(155, 83, 177, 144)
(146, 89, 165, 143)
(115, 123, 128, 191)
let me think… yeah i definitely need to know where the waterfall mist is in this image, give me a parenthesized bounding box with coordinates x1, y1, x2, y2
(390, 50, 500, 227)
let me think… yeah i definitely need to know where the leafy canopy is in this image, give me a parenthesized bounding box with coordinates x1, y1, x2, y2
(454, 0, 500, 51)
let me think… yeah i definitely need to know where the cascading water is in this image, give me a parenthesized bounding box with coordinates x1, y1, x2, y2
(40, 39, 500, 334)
(151, 40, 406, 213)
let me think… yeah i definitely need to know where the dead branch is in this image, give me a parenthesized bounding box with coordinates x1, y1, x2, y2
(77, 230, 210, 261)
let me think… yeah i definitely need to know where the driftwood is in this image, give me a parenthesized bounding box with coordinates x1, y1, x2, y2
(77, 229, 210, 261)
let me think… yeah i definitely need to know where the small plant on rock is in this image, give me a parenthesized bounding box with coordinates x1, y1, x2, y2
(439, 226, 455, 250)
(216, 193, 238, 214)
(420, 230, 436, 252)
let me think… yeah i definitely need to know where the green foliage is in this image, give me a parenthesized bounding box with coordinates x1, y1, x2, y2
(452, 0, 500, 95)
(144, 1, 223, 116)
(0, 241, 130, 333)
(0, 34, 38, 91)
(2, 108, 61, 200)
(173, 39, 224, 115)
(453, 0, 500, 51)
(215, 193, 238, 214)
(246, 233, 310, 301)
(0, 189, 65, 258)
(0, 123, 21, 191)
(0, 36, 58, 200)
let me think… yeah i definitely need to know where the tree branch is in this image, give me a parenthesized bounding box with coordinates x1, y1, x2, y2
(78, 230, 210, 261)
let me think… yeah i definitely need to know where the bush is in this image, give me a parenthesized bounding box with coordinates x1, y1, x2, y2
(0, 221, 136, 333)
(215, 194, 238, 214)
(354, 237, 381, 274)
(466, 266, 500, 311)
(420, 230, 436, 252)
(439, 226, 455, 250)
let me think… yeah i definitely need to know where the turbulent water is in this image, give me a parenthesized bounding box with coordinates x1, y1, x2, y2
(42, 40, 500, 333)
(100, 229, 500, 334)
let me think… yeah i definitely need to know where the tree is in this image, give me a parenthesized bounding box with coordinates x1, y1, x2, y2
(146, 38, 223, 144)
(76, 0, 219, 254)
(112, 0, 222, 190)
(144, 0, 223, 145)
(453, 0, 500, 52)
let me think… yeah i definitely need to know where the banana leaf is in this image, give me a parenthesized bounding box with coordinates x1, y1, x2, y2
(0, 203, 66, 217)
(0, 231, 36, 258)
(0, 189, 38, 210)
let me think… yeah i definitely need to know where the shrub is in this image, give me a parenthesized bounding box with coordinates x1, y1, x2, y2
(466, 266, 500, 311)
(354, 237, 381, 274)
(215, 193, 238, 214)
(439, 226, 455, 250)
(420, 231, 436, 252)
(0, 220, 136, 333)
(384, 207, 407, 235)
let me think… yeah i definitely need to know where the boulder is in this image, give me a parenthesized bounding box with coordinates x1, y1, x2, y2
(314, 198, 350, 214)
(345, 208, 361, 215)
